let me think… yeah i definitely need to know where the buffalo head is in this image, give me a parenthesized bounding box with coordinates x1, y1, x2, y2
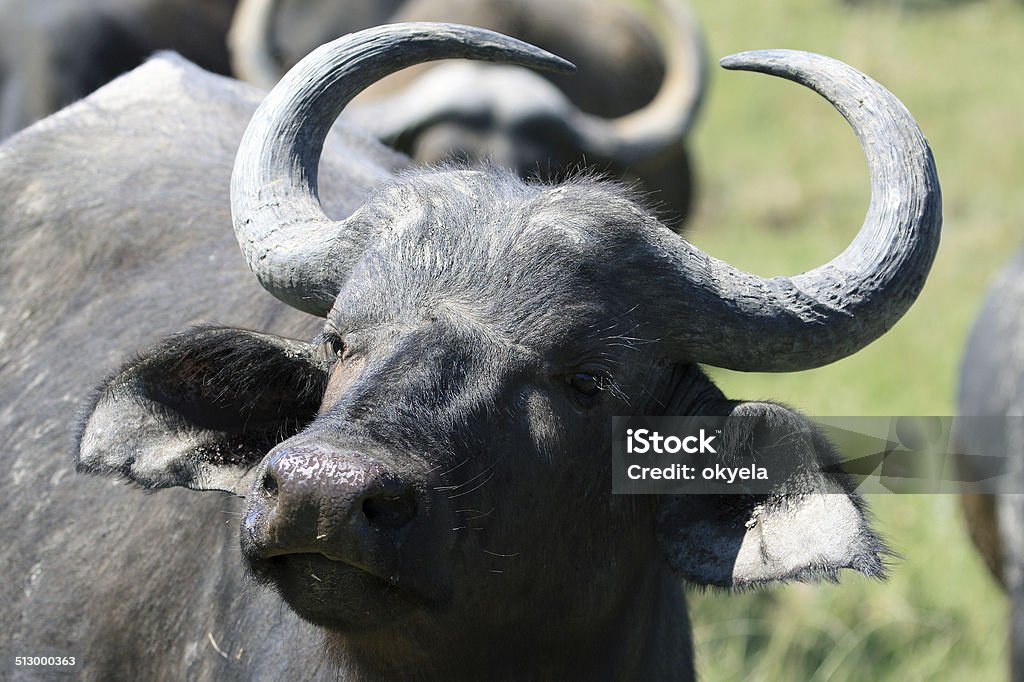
(77, 23, 940, 678)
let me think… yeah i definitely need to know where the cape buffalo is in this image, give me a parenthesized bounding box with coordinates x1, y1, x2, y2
(0, 0, 239, 139)
(229, 0, 706, 225)
(957, 247, 1024, 677)
(1, 23, 939, 681)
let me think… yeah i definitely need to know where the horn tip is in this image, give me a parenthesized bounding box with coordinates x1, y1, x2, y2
(541, 53, 576, 75)
(439, 21, 577, 75)
(719, 49, 806, 73)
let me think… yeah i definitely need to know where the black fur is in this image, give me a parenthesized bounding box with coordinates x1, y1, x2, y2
(2, 56, 884, 681)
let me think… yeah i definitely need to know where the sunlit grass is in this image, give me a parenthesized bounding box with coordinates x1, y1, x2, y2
(634, 0, 1022, 678)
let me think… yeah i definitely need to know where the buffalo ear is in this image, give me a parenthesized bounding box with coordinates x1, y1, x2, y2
(76, 326, 328, 496)
(656, 402, 890, 587)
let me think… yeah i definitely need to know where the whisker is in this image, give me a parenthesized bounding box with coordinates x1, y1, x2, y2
(448, 470, 496, 499)
(430, 456, 471, 476)
(481, 549, 519, 558)
(455, 507, 495, 520)
(448, 464, 498, 489)
(435, 457, 504, 493)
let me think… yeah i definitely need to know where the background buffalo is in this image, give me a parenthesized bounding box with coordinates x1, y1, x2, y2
(229, 0, 705, 226)
(0, 0, 239, 138)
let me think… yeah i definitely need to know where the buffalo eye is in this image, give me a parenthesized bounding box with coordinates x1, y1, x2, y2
(321, 335, 345, 361)
(568, 372, 604, 398)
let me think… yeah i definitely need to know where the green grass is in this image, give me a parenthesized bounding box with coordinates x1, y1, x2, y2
(637, 0, 1021, 678)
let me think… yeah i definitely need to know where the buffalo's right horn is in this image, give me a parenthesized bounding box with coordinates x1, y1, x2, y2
(230, 23, 574, 316)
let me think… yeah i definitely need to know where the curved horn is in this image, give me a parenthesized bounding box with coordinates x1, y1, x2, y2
(227, 0, 281, 89)
(568, 0, 707, 163)
(657, 50, 941, 371)
(230, 23, 574, 316)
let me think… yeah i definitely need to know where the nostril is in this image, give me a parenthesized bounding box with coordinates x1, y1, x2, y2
(362, 492, 417, 528)
(261, 471, 279, 497)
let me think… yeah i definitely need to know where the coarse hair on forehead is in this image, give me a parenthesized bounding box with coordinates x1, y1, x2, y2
(355, 161, 668, 252)
(327, 163, 669, 342)
(344, 164, 669, 289)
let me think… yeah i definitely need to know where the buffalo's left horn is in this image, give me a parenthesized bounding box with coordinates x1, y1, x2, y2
(230, 23, 574, 316)
(657, 50, 941, 371)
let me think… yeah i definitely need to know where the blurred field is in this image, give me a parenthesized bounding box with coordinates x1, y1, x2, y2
(633, 0, 1023, 679)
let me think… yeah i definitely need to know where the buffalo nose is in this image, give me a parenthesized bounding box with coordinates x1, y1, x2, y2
(254, 446, 417, 554)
